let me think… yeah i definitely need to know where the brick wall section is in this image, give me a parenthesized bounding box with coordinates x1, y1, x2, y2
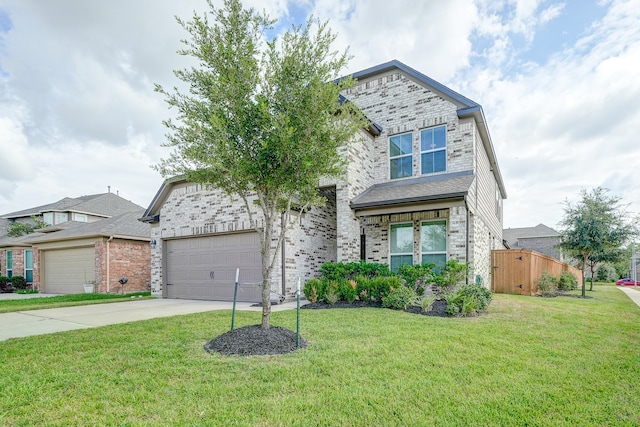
(95, 239, 150, 294)
(151, 182, 339, 299)
(343, 71, 473, 184)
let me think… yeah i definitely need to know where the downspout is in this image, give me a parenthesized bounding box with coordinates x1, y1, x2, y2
(106, 235, 114, 293)
(464, 195, 470, 285)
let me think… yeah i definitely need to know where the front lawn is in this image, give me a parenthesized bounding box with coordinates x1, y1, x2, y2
(0, 292, 152, 314)
(1, 287, 638, 426)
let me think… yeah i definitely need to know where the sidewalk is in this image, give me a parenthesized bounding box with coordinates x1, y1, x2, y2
(0, 298, 301, 342)
(616, 286, 640, 308)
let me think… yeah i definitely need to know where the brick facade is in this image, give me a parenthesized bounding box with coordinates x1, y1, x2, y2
(94, 239, 151, 294)
(145, 61, 506, 295)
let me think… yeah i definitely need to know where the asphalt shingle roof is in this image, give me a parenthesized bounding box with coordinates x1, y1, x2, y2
(350, 171, 474, 210)
(502, 224, 560, 247)
(1, 193, 144, 219)
(24, 210, 150, 244)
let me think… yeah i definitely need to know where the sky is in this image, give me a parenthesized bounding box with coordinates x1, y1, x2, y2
(0, 0, 638, 230)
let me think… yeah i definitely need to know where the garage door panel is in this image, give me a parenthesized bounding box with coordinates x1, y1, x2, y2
(43, 247, 95, 294)
(165, 233, 262, 302)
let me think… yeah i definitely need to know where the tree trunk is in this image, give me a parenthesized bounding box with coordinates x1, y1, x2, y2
(260, 220, 273, 330)
(581, 255, 587, 298)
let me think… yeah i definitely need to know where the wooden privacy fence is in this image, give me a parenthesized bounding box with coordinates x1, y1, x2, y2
(491, 249, 583, 295)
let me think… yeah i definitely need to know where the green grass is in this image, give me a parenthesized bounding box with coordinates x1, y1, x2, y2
(1, 287, 639, 426)
(0, 292, 152, 314)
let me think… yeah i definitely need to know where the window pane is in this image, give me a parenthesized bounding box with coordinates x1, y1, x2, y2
(433, 150, 446, 172)
(390, 156, 412, 179)
(43, 212, 53, 225)
(422, 254, 446, 269)
(25, 270, 33, 283)
(433, 126, 446, 149)
(54, 212, 68, 224)
(391, 255, 413, 272)
(389, 133, 412, 157)
(422, 221, 447, 252)
(25, 250, 33, 269)
(390, 224, 413, 253)
(7, 251, 12, 269)
(421, 152, 433, 174)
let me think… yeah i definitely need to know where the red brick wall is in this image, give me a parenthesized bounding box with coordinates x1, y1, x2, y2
(95, 239, 150, 294)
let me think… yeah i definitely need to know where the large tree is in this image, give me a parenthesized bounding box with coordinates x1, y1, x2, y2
(559, 187, 638, 297)
(155, 0, 365, 329)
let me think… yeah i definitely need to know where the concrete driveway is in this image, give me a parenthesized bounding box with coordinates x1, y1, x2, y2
(0, 297, 300, 342)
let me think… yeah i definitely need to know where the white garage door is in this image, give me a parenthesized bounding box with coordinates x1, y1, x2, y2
(42, 247, 95, 294)
(165, 232, 262, 301)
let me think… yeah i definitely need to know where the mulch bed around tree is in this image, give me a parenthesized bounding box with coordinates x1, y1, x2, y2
(301, 298, 449, 317)
(204, 325, 307, 356)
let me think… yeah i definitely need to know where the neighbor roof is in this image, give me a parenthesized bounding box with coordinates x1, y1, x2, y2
(503, 224, 561, 247)
(24, 210, 150, 244)
(1, 193, 144, 219)
(350, 171, 474, 210)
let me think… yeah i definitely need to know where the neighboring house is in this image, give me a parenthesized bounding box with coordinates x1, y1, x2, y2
(141, 60, 507, 301)
(503, 224, 563, 261)
(0, 193, 151, 294)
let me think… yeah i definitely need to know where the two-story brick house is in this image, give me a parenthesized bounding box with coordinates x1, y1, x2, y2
(0, 193, 151, 294)
(141, 60, 507, 301)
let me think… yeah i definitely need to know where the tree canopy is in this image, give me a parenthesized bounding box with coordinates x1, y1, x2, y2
(559, 187, 638, 297)
(155, 0, 366, 328)
(6, 216, 47, 237)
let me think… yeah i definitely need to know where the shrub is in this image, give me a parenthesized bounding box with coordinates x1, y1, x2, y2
(418, 295, 435, 312)
(10, 276, 27, 290)
(382, 286, 417, 309)
(396, 263, 435, 296)
(339, 279, 358, 303)
(0, 275, 13, 292)
(432, 260, 471, 297)
(369, 276, 400, 302)
(558, 271, 578, 291)
(319, 261, 392, 281)
(444, 285, 492, 316)
(303, 278, 326, 303)
(354, 275, 371, 301)
(536, 271, 558, 296)
(324, 281, 340, 305)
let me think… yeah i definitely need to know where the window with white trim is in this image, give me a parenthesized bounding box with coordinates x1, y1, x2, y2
(43, 212, 53, 225)
(6, 250, 12, 278)
(390, 223, 413, 272)
(25, 250, 33, 283)
(420, 125, 446, 174)
(389, 133, 413, 179)
(74, 213, 88, 222)
(421, 220, 447, 268)
(54, 212, 68, 224)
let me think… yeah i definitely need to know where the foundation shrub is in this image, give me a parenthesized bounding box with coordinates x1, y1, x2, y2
(396, 263, 435, 296)
(303, 278, 326, 303)
(382, 286, 417, 310)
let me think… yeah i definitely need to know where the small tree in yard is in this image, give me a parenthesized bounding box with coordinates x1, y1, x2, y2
(155, 0, 365, 329)
(559, 187, 638, 298)
(6, 216, 47, 237)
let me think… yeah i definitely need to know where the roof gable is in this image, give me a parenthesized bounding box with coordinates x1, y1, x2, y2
(1, 193, 144, 219)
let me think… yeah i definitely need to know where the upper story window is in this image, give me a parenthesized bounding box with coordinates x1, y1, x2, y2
(43, 212, 53, 225)
(389, 133, 413, 179)
(420, 125, 447, 174)
(54, 212, 68, 224)
(74, 213, 88, 222)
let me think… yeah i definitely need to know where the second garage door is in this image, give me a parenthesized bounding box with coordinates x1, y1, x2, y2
(165, 232, 262, 301)
(42, 247, 95, 294)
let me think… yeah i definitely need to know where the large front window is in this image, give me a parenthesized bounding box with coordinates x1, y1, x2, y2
(421, 125, 446, 174)
(25, 250, 33, 283)
(6, 250, 12, 278)
(390, 223, 413, 272)
(389, 133, 413, 179)
(421, 220, 447, 268)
